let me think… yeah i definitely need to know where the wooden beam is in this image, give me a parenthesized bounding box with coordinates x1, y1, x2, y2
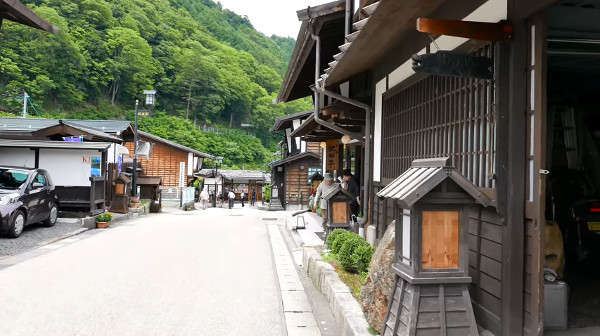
(416, 18, 513, 42)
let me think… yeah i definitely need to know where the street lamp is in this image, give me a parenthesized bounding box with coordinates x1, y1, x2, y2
(212, 156, 224, 207)
(132, 100, 139, 197)
(139, 90, 156, 117)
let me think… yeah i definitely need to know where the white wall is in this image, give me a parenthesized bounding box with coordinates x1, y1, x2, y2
(39, 149, 102, 186)
(373, 79, 386, 182)
(0, 148, 36, 168)
(107, 143, 128, 164)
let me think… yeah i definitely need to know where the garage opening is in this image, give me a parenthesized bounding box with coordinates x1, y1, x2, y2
(545, 0, 600, 330)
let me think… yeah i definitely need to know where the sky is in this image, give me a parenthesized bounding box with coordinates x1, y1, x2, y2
(215, 0, 331, 38)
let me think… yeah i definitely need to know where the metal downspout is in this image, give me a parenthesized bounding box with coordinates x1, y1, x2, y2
(345, 0, 352, 36)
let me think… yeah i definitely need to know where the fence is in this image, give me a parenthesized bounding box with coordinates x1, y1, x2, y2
(198, 125, 255, 137)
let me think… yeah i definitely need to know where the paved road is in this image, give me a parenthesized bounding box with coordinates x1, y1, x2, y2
(0, 207, 285, 336)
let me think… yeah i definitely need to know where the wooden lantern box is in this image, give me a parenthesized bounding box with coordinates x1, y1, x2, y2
(137, 176, 163, 213)
(322, 185, 355, 234)
(377, 158, 491, 336)
(111, 174, 131, 214)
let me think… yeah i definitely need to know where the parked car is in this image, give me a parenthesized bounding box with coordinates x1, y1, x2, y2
(0, 167, 59, 238)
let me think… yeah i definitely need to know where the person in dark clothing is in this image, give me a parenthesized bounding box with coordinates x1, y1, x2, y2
(251, 190, 256, 206)
(343, 169, 361, 217)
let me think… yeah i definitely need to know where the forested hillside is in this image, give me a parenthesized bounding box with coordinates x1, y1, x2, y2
(0, 0, 312, 169)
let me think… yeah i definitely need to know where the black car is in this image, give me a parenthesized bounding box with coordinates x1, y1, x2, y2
(0, 167, 59, 238)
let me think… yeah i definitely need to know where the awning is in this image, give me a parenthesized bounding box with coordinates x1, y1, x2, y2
(277, 0, 346, 103)
(376, 157, 490, 208)
(137, 176, 162, 186)
(269, 151, 320, 168)
(0, 0, 59, 34)
(272, 110, 314, 132)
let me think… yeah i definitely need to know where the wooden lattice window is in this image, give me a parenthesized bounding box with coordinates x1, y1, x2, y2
(382, 45, 496, 188)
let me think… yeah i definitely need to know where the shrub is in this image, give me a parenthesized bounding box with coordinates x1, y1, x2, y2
(96, 212, 113, 222)
(353, 244, 376, 274)
(339, 235, 368, 271)
(331, 230, 355, 254)
(326, 229, 348, 249)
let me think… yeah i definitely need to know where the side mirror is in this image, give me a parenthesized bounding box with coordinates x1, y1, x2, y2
(32, 182, 45, 189)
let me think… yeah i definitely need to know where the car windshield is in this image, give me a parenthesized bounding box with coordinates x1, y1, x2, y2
(0, 169, 30, 190)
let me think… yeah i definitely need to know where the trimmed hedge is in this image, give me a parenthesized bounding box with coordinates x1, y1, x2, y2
(326, 229, 348, 249)
(331, 230, 355, 254)
(339, 235, 368, 270)
(353, 244, 376, 273)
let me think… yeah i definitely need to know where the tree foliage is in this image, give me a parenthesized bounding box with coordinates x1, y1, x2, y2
(0, 0, 313, 156)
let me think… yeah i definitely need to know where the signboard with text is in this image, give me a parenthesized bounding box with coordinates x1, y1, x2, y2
(326, 140, 340, 172)
(179, 162, 186, 187)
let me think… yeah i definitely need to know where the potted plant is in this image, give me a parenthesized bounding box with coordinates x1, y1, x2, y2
(130, 196, 141, 208)
(96, 212, 113, 229)
(356, 213, 367, 226)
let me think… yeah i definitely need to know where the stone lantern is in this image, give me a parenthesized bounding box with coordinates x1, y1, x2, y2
(377, 158, 490, 336)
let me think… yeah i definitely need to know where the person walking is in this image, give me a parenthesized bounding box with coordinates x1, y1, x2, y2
(342, 169, 361, 217)
(219, 192, 224, 207)
(199, 187, 209, 210)
(251, 190, 256, 206)
(241, 191, 246, 207)
(228, 189, 236, 209)
(313, 173, 337, 231)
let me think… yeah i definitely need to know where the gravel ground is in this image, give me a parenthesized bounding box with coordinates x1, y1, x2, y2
(0, 220, 83, 258)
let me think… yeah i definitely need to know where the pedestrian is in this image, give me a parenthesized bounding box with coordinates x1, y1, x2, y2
(313, 173, 337, 232)
(241, 191, 246, 207)
(251, 190, 256, 206)
(228, 189, 236, 209)
(343, 169, 361, 217)
(219, 192, 224, 207)
(199, 187, 209, 210)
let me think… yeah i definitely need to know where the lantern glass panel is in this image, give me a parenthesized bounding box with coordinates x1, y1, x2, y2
(421, 211, 459, 269)
(401, 209, 411, 265)
(332, 201, 348, 223)
(115, 183, 125, 195)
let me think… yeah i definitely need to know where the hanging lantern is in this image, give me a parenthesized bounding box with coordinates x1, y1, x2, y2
(320, 141, 327, 149)
(341, 135, 352, 145)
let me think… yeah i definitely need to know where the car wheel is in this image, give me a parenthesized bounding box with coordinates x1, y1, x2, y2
(7, 210, 25, 238)
(43, 204, 58, 227)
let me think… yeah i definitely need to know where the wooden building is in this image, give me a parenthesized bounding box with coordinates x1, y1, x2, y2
(271, 111, 322, 209)
(125, 131, 213, 188)
(277, 0, 600, 334)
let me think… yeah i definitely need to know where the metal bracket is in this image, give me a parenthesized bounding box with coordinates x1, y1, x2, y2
(540, 169, 550, 175)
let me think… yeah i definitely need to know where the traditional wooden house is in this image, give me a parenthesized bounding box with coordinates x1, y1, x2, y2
(125, 131, 213, 188)
(279, 0, 600, 334)
(0, 118, 135, 213)
(270, 111, 322, 210)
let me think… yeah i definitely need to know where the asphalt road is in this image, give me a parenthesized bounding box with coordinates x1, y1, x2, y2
(0, 207, 285, 336)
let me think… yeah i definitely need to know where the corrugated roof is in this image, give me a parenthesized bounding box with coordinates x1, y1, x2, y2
(138, 131, 214, 159)
(376, 157, 490, 208)
(0, 139, 111, 150)
(0, 118, 132, 134)
(195, 169, 271, 183)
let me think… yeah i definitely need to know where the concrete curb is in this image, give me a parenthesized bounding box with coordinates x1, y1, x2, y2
(303, 247, 372, 336)
(39, 227, 89, 246)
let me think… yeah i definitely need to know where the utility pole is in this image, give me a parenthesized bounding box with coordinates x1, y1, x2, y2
(23, 91, 28, 118)
(132, 100, 139, 197)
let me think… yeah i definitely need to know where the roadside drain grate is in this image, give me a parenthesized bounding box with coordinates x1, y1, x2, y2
(228, 214, 244, 216)
(263, 218, 278, 221)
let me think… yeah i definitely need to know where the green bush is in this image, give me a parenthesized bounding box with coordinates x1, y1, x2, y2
(339, 235, 368, 271)
(331, 230, 355, 254)
(353, 244, 376, 274)
(326, 229, 348, 249)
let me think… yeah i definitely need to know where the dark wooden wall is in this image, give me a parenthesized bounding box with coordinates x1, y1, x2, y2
(284, 157, 320, 205)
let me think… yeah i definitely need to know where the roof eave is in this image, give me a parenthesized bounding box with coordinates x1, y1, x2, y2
(0, 0, 60, 34)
